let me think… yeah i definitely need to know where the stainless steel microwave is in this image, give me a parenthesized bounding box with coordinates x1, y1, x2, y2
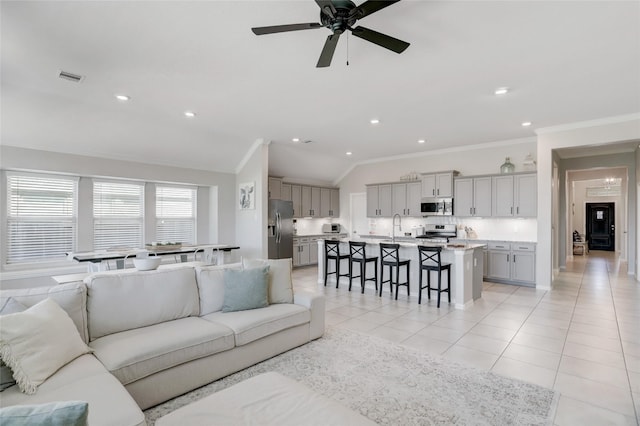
(421, 198, 454, 216)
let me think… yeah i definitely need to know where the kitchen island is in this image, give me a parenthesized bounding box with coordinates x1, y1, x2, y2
(317, 237, 485, 310)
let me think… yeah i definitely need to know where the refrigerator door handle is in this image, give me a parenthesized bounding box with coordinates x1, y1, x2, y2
(276, 212, 281, 243)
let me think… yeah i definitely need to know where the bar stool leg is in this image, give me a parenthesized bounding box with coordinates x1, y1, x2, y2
(348, 259, 353, 292)
(406, 264, 410, 297)
(324, 256, 329, 286)
(418, 267, 423, 304)
(374, 262, 378, 291)
(437, 270, 442, 308)
(336, 258, 341, 289)
(394, 265, 400, 300)
(360, 261, 366, 294)
(427, 270, 432, 300)
(448, 269, 451, 303)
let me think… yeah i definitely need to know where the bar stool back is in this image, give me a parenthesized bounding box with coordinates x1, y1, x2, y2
(348, 241, 378, 294)
(324, 240, 350, 288)
(417, 245, 451, 307)
(379, 243, 411, 300)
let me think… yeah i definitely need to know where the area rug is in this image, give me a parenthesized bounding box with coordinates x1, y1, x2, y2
(144, 328, 559, 425)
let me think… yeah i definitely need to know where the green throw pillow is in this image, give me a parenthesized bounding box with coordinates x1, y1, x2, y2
(0, 400, 88, 426)
(222, 266, 269, 312)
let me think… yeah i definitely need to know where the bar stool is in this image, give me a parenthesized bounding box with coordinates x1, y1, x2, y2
(324, 240, 350, 288)
(379, 243, 410, 300)
(348, 241, 378, 294)
(417, 245, 451, 307)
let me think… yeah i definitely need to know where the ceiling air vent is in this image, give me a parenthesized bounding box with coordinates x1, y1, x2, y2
(58, 70, 84, 83)
(301, 140, 313, 144)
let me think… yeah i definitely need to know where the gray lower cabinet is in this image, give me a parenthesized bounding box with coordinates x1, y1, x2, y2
(293, 237, 321, 267)
(486, 242, 536, 286)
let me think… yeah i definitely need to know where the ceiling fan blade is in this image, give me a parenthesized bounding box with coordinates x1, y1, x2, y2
(350, 26, 409, 53)
(317, 33, 341, 68)
(350, 0, 401, 20)
(315, 0, 337, 19)
(252, 23, 323, 35)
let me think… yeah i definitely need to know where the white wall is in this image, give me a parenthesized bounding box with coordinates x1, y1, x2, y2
(537, 115, 640, 288)
(235, 140, 269, 260)
(637, 146, 640, 280)
(0, 145, 236, 287)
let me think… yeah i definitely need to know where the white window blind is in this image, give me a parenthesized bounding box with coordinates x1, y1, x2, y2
(156, 186, 196, 244)
(93, 181, 144, 250)
(6, 173, 77, 263)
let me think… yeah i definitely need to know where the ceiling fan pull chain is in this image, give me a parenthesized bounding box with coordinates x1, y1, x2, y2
(346, 31, 349, 66)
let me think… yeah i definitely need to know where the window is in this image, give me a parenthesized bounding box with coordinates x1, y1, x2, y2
(156, 186, 196, 244)
(93, 181, 144, 250)
(6, 172, 77, 264)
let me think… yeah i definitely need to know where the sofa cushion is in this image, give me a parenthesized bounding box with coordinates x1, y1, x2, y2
(89, 317, 234, 385)
(0, 282, 88, 343)
(222, 266, 269, 313)
(85, 266, 199, 340)
(0, 298, 93, 395)
(195, 263, 242, 315)
(0, 298, 27, 392)
(0, 354, 145, 426)
(242, 258, 294, 304)
(0, 400, 88, 426)
(203, 304, 310, 346)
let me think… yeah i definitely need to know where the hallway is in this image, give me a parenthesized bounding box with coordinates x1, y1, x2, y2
(293, 251, 640, 425)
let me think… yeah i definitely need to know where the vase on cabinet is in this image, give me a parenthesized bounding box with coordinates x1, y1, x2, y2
(500, 157, 515, 174)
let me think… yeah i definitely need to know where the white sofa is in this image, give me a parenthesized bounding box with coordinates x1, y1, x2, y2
(0, 261, 325, 425)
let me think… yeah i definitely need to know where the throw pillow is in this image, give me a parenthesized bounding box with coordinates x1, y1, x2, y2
(242, 258, 294, 304)
(0, 400, 88, 426)
(0, 298, 27, 392)
(0, 298, 92, 395)
(222, 266, 269, 313)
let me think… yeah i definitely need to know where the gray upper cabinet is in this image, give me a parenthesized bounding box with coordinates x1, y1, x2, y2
(454, 177, 491, 217)
(514, 174, 537, 217)
(329, 188, 340, 217)
(392, 182, 422, 217)
(367, 184, 393, 217)
(268, 177, 282, 200)
(301, 186, 312, 217)
(281, 183, 291, 202)
(291, 185, 302, 218)
(492, 173, 536, 217)
(422, 172, 454, 198)
(320, 188, 332, 218)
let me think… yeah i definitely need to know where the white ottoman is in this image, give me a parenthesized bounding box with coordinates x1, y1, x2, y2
(155, 372, 376, 426)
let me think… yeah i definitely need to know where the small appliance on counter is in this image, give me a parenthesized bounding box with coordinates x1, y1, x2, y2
(322, 223, 341, 233)
(410, 226, 425, 237)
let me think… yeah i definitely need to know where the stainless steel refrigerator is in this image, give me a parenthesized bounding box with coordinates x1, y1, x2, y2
(268, 199, 294, 259)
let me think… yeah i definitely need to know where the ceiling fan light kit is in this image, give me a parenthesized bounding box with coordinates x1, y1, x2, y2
(251, 0, 410, 68)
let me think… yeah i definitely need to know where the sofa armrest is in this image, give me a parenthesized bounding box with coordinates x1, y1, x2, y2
(293, 291, 325, 340)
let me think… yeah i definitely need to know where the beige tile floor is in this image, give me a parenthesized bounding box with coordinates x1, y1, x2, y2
(293, 251, 640, 425)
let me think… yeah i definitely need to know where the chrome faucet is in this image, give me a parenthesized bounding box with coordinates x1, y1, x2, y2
(392, 213, 402, 243)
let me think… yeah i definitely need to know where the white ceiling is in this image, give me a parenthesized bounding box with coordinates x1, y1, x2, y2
(2, 1, 639, 184)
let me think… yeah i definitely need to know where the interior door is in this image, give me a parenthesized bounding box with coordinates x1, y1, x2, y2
(586, 202, 615, 251)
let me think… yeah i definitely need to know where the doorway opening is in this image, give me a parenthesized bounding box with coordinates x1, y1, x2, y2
(586, 202, 615, 251)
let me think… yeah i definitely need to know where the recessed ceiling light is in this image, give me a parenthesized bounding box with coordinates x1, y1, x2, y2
(521, 121, 532, 127)
(292, 138, 300, 142)
(418, 139, 426, 144)
(184, 111, 196, 118)
(494, 87, 509, 95)
(346, 152, 352, 156)
(115, 94, 130, 101)
(370, 119, 380, 125)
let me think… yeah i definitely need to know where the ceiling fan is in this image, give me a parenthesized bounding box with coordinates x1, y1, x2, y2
(251, 0, 410, 68)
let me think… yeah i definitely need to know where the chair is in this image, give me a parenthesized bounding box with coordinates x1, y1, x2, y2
(348, 241, 378, 293)
(324, 240, 350, 288)
(418, 246, 451, 308)
(379, 243, 410, 300)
